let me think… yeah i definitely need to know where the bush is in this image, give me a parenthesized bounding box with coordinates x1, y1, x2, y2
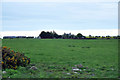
(2, 46, 30, 70)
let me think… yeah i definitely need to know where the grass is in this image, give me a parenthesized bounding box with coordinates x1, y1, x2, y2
(2, 39, 118, 78)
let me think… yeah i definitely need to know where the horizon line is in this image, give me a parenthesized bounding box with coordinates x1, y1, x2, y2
(0, 29, 119, 38)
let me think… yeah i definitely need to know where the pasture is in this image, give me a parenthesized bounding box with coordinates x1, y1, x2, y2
(2, 39, 118, 78)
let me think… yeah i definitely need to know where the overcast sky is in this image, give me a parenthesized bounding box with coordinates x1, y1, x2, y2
(1, 0, 119, 37)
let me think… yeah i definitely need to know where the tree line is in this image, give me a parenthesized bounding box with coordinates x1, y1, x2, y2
(3, 31, 120, 39)
(38, 31, 120, 39)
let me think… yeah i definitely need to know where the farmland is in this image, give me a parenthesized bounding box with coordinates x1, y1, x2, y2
(2, 39, 118, 78)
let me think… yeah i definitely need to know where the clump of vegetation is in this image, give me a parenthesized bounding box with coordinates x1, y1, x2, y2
(2, 46, 30, 70)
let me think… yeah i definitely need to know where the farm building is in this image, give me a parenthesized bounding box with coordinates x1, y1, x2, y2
(3, 36, 35, 39)
(3, 36, 17, 39)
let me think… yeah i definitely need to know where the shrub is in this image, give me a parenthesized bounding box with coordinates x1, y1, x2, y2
(2, 46, 30, 70)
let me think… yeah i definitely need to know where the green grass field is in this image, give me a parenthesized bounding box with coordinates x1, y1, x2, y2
(2, 39, 118, 78)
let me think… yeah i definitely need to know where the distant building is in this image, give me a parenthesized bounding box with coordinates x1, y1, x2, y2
(3, 36, 27, 39)
(3, 36, 16, 39)
(16, 36, 26, 38)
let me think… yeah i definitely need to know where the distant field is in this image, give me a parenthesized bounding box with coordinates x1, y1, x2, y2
(2, 39, 118, 78)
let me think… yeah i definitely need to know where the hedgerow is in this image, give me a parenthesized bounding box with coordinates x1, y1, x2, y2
(2, 46, 30, 70)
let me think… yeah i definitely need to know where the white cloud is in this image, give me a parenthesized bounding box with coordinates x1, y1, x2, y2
(1, 29, 118, 38)
(2, 0, 119, 2)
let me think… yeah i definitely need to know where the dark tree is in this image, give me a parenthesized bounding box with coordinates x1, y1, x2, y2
(69, 34, 75, 39)
(77, 33, 83, 39)
(39, 31, 46, 38)
(53, 31, 59, 38)
(106, 35, 110, 39)
(58, 35, 62, 39)
(117, 35, 120, 39)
